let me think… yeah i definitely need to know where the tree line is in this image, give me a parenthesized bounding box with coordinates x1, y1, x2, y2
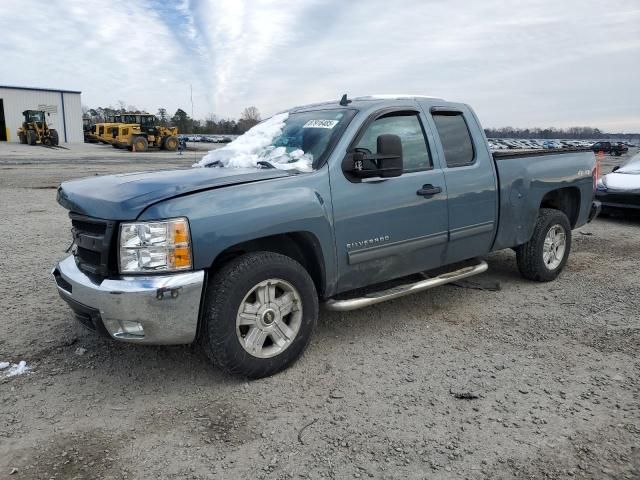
(82, 103, 261, 135)
(484, 126, 639, 140)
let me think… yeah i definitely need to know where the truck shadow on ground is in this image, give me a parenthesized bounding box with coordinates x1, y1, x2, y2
(31, 251, 532, 389)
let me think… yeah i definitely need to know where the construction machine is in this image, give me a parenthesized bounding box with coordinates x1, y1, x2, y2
(112, 114, 179, 152)
(95, 115, 125, 144)
(17, 110, 59, 146)
(83, 117, 98, 143)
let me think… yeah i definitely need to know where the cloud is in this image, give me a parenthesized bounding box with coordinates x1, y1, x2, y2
(1, 0, 638, 130)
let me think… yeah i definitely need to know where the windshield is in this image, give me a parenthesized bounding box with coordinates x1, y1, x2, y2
(27, 111, 45, 122)
(194, 109, 352, 172)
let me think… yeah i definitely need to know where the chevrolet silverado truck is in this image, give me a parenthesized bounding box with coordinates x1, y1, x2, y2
(53, 95, 600, 378)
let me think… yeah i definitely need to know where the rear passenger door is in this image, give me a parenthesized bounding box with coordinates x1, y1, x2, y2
(422, 105, 498, 264)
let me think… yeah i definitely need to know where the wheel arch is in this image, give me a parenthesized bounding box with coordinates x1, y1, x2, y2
(540, 187, 581, 228)
(208, 231, 327, 299)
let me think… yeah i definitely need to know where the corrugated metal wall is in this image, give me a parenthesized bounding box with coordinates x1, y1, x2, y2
(0, 87, 83, 143)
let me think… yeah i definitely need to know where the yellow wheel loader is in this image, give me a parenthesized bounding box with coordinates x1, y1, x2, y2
(83, 118, 99, 143)
(112, 114, 179, 152)
(17, 110, 59, 146)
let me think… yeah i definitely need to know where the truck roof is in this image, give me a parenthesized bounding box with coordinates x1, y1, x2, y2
(287, 94, 447, 113)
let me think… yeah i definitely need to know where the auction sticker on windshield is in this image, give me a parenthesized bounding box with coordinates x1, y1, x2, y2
(303, 119, 339, 129)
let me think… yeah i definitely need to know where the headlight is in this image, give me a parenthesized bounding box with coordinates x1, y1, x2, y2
(119, 218, 192, 273)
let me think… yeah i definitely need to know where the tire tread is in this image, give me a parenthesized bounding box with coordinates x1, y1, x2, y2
(202, 252, 318, 378)
(516, 208, 571, 282)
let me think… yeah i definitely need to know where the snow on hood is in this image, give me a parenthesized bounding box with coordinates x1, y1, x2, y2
(193, 113, 314, 172)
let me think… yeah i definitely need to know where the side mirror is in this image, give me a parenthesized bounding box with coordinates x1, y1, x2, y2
(348, 134, 403, 179)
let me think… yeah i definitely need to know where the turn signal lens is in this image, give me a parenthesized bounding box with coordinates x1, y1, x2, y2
(172, 222, 189, 244)
(171, 247, 192, 269)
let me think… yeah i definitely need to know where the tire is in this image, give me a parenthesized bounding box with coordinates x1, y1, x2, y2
(201, 252, 318, 378)
(132, 136, 148, 152)
(164, 135, 179, 151)
(27, 130, 37, 145)
(516, 208, 572, 282)
(18, 133, 27, 144)
(50, 129, 59, 146)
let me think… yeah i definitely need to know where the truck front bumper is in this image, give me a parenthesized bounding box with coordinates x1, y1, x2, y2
(52, 255, 205, 344)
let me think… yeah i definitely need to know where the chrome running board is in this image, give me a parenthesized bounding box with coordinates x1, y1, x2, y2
(324, 259, 488, 312)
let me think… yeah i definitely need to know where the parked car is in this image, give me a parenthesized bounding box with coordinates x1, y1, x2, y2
(596, 152, 640, 212)
(53, 95, 600, 378)
(591, 141, 628, 156)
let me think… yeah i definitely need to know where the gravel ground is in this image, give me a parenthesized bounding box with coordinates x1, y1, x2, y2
(0, 144, 638, 479)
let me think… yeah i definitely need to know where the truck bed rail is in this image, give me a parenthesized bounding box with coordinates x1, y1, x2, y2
(492, 147, 591, 160)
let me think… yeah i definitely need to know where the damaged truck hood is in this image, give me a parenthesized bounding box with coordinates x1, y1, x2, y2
(57, 167, 292, 220)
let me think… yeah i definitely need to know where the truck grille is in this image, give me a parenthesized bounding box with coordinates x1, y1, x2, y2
(70, 213, 118, 277)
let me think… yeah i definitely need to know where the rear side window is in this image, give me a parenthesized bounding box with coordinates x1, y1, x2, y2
(432, 113, 475, 167)
(355, 113, 432, 172)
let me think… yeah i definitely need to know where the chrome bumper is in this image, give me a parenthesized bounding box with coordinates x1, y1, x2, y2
(52, 255, 205, 344)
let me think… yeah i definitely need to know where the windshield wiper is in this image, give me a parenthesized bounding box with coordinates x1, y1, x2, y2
(256, 161, 276, 169)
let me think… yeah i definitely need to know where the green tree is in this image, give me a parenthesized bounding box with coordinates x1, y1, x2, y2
(157, 108, 168, 127)
(171, 108, 192, 134)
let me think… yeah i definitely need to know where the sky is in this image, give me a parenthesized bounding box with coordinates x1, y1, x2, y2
(1, 0, 639, 131)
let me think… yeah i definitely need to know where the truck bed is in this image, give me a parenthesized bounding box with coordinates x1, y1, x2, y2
(491, 147, 596, 251)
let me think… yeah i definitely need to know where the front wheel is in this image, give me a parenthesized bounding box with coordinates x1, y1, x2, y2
(27, 130, 37, 145)
(201, 252, 318, 378)
(516, 208, 572, 282)
(163, 135, 179, 151)
(132, 136, 148, 152)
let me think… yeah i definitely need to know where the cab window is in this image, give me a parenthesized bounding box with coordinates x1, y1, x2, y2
(432, 113, 475, 168)
(355, 113, 432, 172)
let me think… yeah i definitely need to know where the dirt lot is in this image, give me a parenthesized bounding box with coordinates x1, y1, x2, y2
(0, 143, 638, 479)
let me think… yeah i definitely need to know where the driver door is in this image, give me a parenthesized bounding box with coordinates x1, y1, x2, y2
(329, 108, 449, 293)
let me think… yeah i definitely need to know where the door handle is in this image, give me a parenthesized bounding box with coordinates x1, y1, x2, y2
(416, 184, 442, 197)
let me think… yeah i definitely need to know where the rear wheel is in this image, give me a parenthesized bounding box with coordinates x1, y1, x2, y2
(132, 136, 148, 152)
(201, 252, 318, 378)
(18, 133, 27, 144)
(516, 208, 571, 282)
(50, 129, 59, 146)
(164, 135, 179, 151)
(27, 130, 37, 145)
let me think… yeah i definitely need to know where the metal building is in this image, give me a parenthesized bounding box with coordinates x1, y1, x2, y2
(0, 85, 83, 143)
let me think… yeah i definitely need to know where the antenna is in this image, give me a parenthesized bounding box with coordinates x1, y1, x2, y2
(339, 94, 352, 106)
(190, 84, 196, 162)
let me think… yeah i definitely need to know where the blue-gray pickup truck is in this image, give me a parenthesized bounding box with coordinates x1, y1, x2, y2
(53, 95, 600, 378)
